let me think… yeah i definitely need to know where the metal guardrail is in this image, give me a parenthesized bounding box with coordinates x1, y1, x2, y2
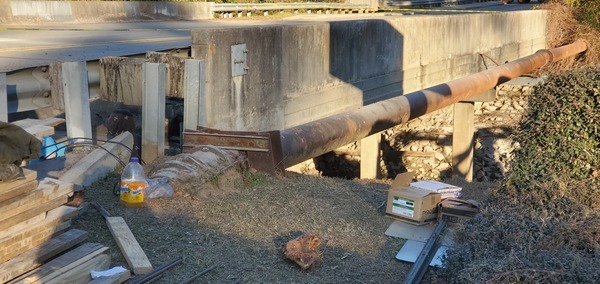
(211, 3, 372, 13)
(211, 1, 478, 14)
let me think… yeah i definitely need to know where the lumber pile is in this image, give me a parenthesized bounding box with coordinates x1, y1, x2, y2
(10, 118, 65, 141)
(0, 169, 113, 284)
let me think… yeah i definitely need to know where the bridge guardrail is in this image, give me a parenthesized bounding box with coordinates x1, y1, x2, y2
(210, 1, 463, 14)
(212, 3, 372, 12)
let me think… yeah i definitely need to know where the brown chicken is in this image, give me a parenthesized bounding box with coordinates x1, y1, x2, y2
(282, 233, 323, 270)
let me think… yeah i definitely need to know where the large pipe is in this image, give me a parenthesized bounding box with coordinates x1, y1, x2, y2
(280, 40, 588, 168)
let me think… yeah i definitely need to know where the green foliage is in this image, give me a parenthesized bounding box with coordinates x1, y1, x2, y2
(241, 170, 269, 188)
(505, 69, 600, 191)
(575, 0, 600, 30)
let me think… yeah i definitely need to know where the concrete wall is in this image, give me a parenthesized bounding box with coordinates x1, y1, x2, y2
(0, 1, 213, 24)
(191, 10, 548, 131)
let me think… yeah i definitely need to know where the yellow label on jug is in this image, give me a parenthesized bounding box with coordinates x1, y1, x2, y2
(120, 181, 146, 206)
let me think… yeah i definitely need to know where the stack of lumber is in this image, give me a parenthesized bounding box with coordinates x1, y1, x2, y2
(0, 169, 112, 284)
(10, 118, 65, 141)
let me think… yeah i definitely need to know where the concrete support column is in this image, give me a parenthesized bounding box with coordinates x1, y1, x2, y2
(183, 59, 206, 131)
(452, 102, 475, 182)
(360, 133, 381, 179)
(142, 62, 166, 164)
(62, 62, 92, 143)
(0, 73, 7, 122)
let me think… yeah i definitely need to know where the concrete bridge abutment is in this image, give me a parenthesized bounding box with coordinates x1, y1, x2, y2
(190, 11, 547, 180)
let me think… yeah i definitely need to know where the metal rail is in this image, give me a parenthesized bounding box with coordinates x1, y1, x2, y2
(403, 220, 447, 284)
(211, 3, 372, 13)
(3, 49, 187, 115)
(278, 40, 588, 168)
(211, 0, 465, 14)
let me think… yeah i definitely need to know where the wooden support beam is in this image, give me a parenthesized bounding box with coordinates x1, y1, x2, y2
(0, 229, 88, 283)
(0, 72, 7, 122)
(360, 133, 381, 179)
(106, 217, 153, 275)
(141, 62, 166, 164)
(61, 61, 92, 143)
(452, 102, 475, 182)
(183, 59, 207, 131)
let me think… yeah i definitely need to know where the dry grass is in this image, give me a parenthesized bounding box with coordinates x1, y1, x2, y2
(538, 1, 600, 71)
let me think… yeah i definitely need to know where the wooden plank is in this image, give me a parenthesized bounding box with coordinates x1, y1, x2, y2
(0, 229, 88, 284)
(23, 125, 54, 141)
(0, 212, 45, 240)
(88, 270, 131, 284)
(0, 220, 72, 263)
(0, 195, 68, 232)
(59, 132, 133, 188)
(0, 206, 76, 261)
(0, 178, 75, 222)
(0, 168, 37, 193)
(452, 102, 475, 182)
(360, 133, 381, 179)
(44, 253, 110, 284)
(0, 73, 6, 122)
(106, 217, 153, 274)
(0, 179, 38, 203)
(11, 118, 65, 129)
(9, 243, 107, 284)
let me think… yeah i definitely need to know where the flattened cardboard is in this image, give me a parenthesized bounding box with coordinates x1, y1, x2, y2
(385, 220, 454, 246)
(386, 173, 441, 226)
(410, 180, 462, 199)
(395, 239, 448, 267)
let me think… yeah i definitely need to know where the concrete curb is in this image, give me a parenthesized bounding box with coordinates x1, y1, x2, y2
(59, 132, 134, 188)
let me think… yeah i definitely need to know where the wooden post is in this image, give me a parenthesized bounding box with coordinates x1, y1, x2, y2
(49, 62, 65, 112)
(452, 102, 475, 182)
(0, 73, 7, 122)
(99, 57, 145, 105)
(183, 59, 206, 131)
(360, 133, 381, 179)
(62, 62, 92, 142)
(142, 62, 166, 164)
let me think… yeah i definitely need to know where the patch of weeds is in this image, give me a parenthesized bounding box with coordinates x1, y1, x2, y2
(241, 170, 270, 188)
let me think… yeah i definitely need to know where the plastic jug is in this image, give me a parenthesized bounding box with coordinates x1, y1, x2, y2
(120, 157, 147, 207)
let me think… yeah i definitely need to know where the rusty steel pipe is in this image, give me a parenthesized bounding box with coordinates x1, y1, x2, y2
(280, 40, 587, 168)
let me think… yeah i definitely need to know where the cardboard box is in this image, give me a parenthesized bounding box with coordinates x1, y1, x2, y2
(410, 180, 462, 200)
(439, 198, 480, 223)
(386, 172, 441, 226)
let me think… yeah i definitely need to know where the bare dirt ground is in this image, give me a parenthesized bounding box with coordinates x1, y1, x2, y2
(72, 163, 495, 283)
